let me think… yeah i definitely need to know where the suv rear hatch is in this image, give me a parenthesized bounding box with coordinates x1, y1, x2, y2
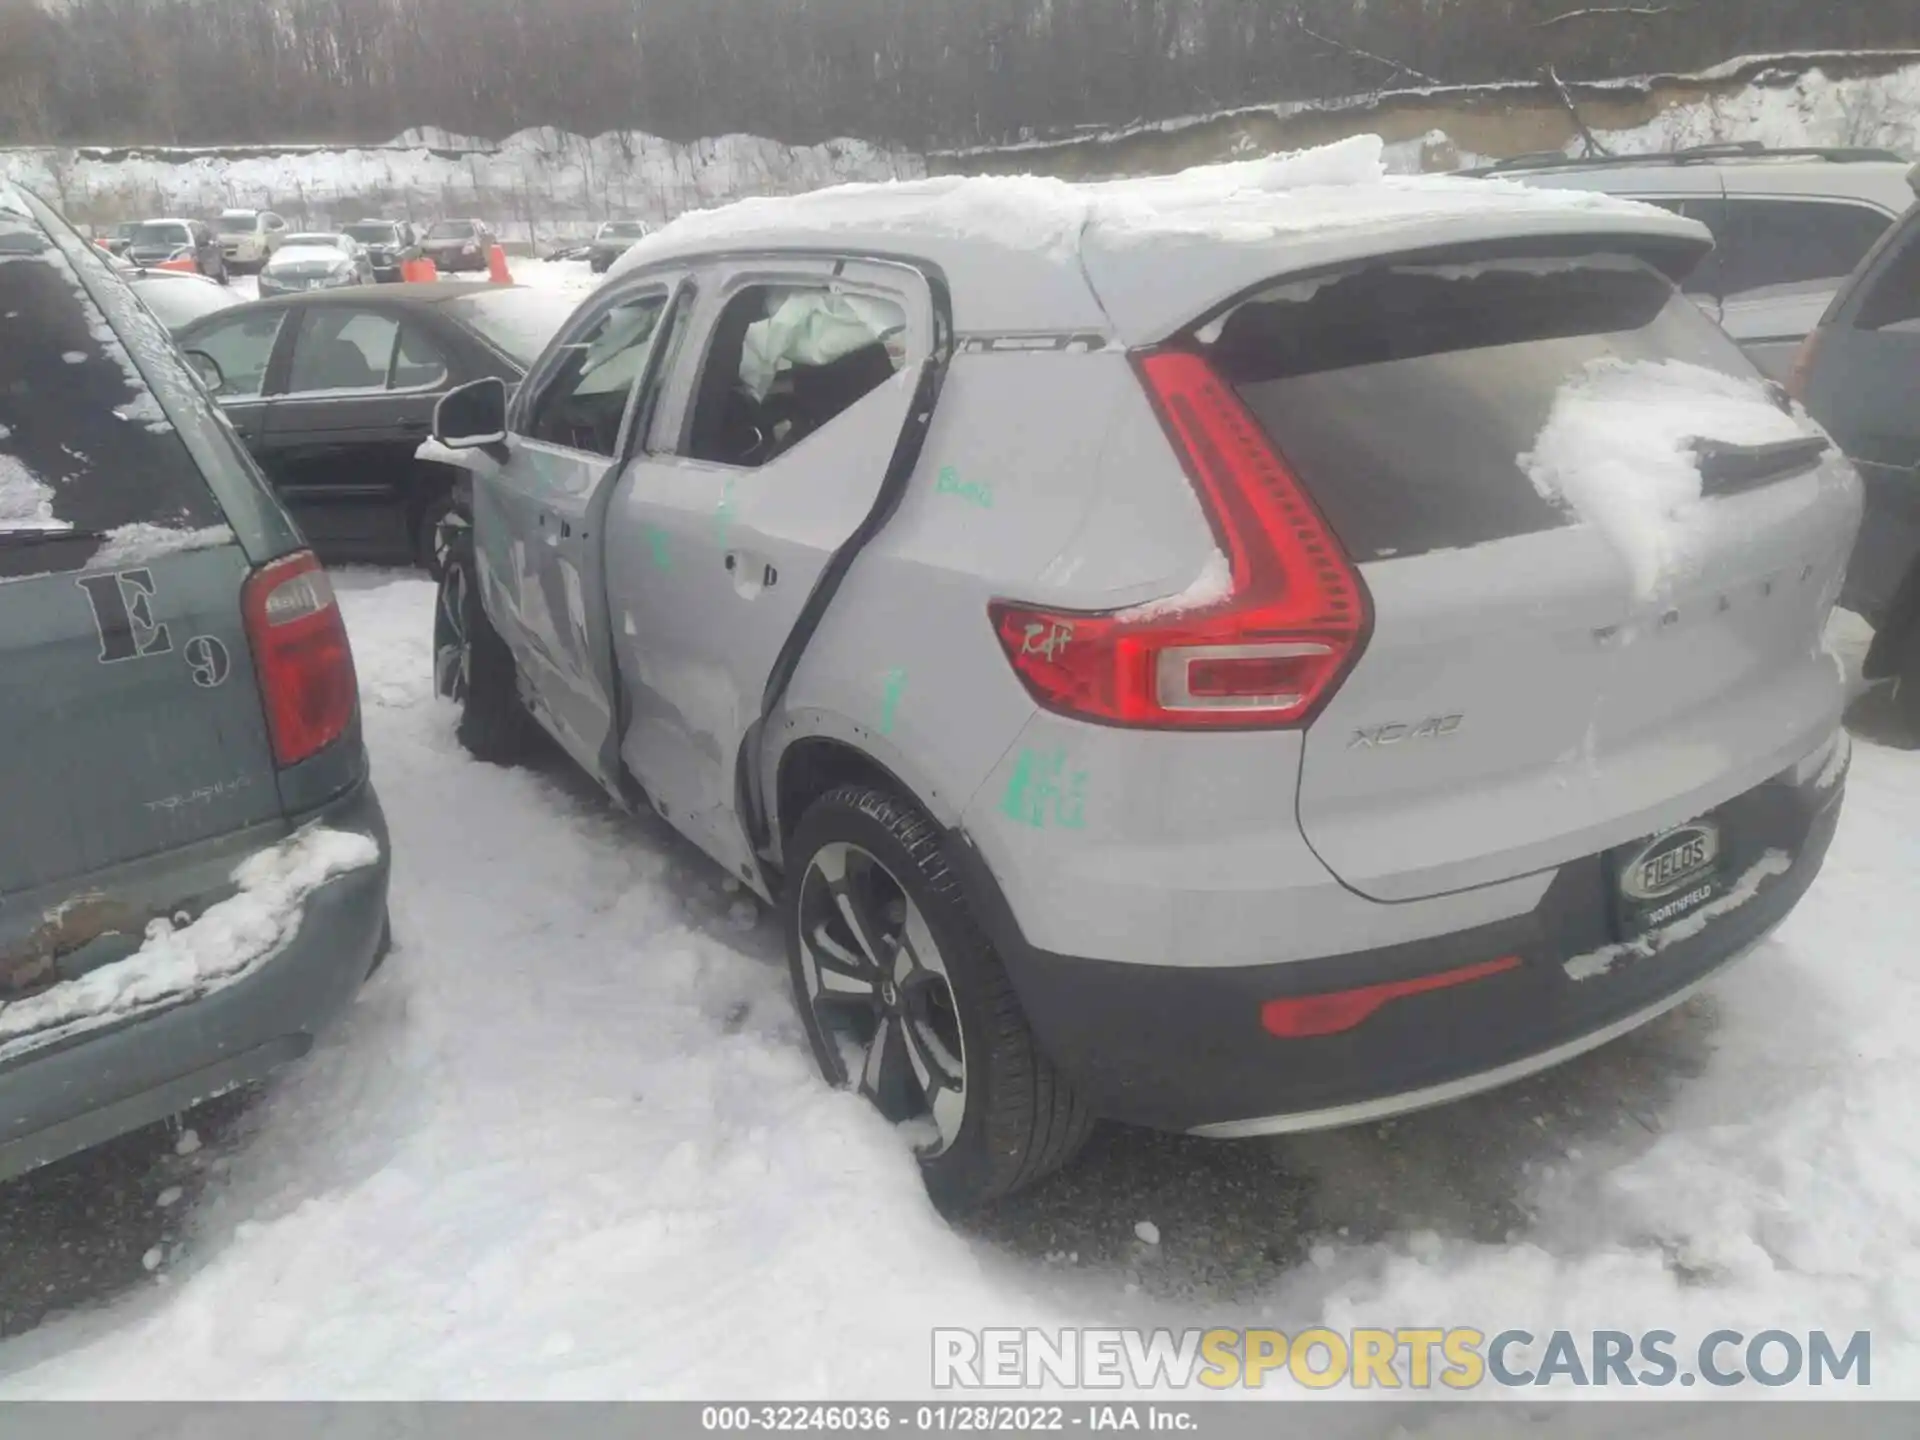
(1167, 245, 1856, 902)
(2, 195, 285, 969)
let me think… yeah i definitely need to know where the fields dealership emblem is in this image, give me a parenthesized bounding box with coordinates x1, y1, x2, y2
(1622, 823, 1721, 902)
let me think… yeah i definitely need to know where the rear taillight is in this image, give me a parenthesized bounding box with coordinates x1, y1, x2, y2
(988, 349, 1369, 730)
(1785, 327, 1826, 404)
(242, 551, 357, 767)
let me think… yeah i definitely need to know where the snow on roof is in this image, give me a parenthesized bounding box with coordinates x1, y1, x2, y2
(608, 135, 1709, 342)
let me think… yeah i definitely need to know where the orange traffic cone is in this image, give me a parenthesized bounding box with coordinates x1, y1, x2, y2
(156, 256, 199, 275)
(486, 244, 512, 284)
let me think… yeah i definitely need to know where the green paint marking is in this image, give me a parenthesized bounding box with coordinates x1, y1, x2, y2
(1000, 747, 1088, 831)
(879, 669, 907, 736)
(714, 478, 738, 541)
(644, 525, 672, 571)
(936, 464, 993, 509)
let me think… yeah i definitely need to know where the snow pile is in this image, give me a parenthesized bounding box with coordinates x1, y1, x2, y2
(0, 827, 381, 1064)
(0, 128, 922, 244)
(91, 522, 235, 567)
(0, 452, 65, 533)
(1595, 62, 1920, 157)
(1520, 359, 1818, 599)
(614, 135, 1676, 278)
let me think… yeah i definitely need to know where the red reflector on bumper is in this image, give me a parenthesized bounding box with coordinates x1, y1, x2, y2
(1261, 955, 1522, 1039)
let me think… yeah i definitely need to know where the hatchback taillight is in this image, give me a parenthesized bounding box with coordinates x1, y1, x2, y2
(242, 551, 357, 767)
(989, 349, 1369, 730)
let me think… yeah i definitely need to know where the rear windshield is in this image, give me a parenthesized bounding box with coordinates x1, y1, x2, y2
(427, 221, 476, 239)
(1, 190, 233, 579)
(344, 223, 399, 244)
(130, 222, 190, 246)
(130, 274, 242, 330)
(1199, 252, 1757, 563)
(599, 222, 647, 239)
(440, 288, 577, 366)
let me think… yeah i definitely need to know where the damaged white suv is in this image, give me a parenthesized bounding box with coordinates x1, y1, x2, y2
(426, 140, 1859, 1208)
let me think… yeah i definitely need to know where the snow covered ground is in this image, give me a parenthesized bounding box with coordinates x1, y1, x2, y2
(0, 570, 1911, 1403)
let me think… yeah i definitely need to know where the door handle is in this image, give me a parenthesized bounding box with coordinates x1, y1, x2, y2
(724, 552, 777, 589)
(400, 418, 428, 433)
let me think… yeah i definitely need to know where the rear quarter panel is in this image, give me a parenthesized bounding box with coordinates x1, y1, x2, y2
(767, 349, 1211, 850)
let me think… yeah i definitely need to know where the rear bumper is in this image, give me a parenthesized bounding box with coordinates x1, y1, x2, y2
(0, 779, 391, 1184)
(952, 752, 1845, 1135)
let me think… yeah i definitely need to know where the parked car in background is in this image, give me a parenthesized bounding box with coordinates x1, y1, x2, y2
(214, 208, 288, 273)
(420, 218, 496, 274)
(258, 233, 376, 296)
(587, 219, 652, 274)
(0, 180, 391, 1186)
(1468, 145, 1917, 380)
(94, 220, 139, 257)
(426, 170, 1857, 1209)
(174, 283, 578, 574)
(340, 219, 418, 283)
(124, 217, 228, 283)
(123, 266, 245, 332)
(1793, 181, 1920, 727)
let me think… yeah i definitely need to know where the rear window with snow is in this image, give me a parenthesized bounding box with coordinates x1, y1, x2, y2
(1200, 251, 1756, 563)
(1, 193, 229, 580)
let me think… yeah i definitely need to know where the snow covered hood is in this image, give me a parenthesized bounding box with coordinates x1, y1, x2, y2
(608, 135, 1712, 343)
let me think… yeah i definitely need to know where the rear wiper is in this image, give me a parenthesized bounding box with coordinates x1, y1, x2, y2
(0, 527, 106, 548)
(1688, 435, 1830, 497)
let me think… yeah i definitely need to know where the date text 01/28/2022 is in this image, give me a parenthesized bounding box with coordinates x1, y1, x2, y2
(701, 1405, 1195, 1432)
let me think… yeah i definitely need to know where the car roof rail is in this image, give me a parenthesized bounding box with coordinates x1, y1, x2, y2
(1469, 143, 1910, 176)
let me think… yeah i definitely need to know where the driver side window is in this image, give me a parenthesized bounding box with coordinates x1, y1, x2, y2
(189, 309, 286, 399)
(522, 290, 669, 457)
(680, 283, 906, 469)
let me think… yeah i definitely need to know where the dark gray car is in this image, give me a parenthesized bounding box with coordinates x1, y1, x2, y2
(1793, 183, 1920, 727)
(0, 182, 391, 1185)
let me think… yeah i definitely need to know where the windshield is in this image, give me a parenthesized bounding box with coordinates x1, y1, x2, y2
(129, 222, 190, 247)
(216, 214, 258, 234)
(441, 288, 578, 367)
(598, 222, 647, 239)
(281, 235, 345, 251)
(129, 274, 242, 330)
(344, 223, 399, 244)
(426, 221, 476, 240)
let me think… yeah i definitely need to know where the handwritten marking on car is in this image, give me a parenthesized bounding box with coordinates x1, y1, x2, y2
(1000, 748, 1088, 831)
(1020, 619, 1073, 662)
(936, 465, 992, 509)
(76, 568, 172, 664)
(1348, 714, 1463, 750)
(879, 669, 907, 736)
(144, 773, 254, 814)
(184, 634, 231, 689)
(643, 525, 672, 571)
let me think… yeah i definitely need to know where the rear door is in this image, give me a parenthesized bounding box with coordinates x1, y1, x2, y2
(1804, 211, 1920, 620)
(1, 193, 282, 930)
(475, 278, 682, 777)
(257, 304, 449, 563)
(1195, 247, 1857, 902)
(608, 259, 932, 880)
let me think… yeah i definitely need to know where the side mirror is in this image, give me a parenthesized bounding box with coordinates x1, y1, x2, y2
(183, 348, 225, 393)
(434, 376, 509, 449)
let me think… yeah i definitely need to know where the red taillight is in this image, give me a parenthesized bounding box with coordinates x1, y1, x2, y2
(1261, 956, 1522, 1039)
(1785, 326, 1826, 404)
(988, 349, 1369, 729)
(242, 551, 357, 768)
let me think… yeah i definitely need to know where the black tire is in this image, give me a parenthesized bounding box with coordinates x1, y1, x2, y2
(434, 525, 536, 765)
(414, 489, 455, 579)
(783, 784, 1094, 1212)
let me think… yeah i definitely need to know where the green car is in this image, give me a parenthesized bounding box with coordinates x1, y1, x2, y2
(0, 181, 391, 1185)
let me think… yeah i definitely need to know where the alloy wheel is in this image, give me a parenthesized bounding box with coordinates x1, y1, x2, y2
(797, 841, 968, 1156)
